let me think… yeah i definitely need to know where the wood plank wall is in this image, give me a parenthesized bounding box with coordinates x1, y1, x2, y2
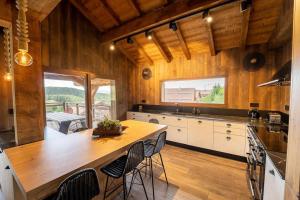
(129, 44, 291, 112)
(1, 1, 45, 145)
(0, 31, 13, 131)
(41, 1, 134, 120)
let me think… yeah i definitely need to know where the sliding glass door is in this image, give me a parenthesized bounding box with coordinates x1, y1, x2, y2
(91, 78, 116, 128)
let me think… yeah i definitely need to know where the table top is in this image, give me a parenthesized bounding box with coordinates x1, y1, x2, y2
(46, 112, 85, 123)
(4, 120, 167, 199)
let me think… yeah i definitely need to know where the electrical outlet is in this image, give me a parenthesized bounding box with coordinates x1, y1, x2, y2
(285, 105, 289, 112)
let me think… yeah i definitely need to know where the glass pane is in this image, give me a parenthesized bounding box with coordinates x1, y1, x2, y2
(91, 78, 116, 128)
(44, 73, 87, 134)
(161, 77, 226, 104)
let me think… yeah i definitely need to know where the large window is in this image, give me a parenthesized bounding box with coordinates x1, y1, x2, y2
(161, 77, 226, 104)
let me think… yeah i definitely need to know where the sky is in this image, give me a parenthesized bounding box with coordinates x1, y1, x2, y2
(44, 79, 111, 94)
(164, 77, 225, 90)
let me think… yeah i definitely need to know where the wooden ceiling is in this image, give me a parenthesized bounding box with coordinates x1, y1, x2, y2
(28, 0, 287, 66)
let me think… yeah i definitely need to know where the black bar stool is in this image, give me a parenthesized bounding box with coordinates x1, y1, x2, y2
(45, 168, 100, 200)
(144, 131, 168, 200)
(101, 141, 148, 200)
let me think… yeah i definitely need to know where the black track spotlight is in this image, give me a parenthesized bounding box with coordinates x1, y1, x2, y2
(169, 21, 177, 31)
(240, 0, 252, 12)
(109, 41, 116, 51)
(127, 37, 134, 44)
(203, 10, 213, 23)
(145, 30, 153, 40)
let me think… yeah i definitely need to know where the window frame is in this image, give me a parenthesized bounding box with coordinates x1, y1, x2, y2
(159, 76, 228, 107)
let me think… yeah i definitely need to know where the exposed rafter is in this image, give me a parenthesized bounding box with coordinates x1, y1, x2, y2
(132, 38, 154, 65)
(116, 44, 137, 66)
(99, 0, 233, 43)
(69, 0, 105, 32)
(100, 0, 122, 26)
(240, 7, 251, 49)
(152, 32, 172, 63)
(268, 0, 293, 49)
(204, 21, 216, 56)
(127, 0, 141, 16)
(174, 24, 191, 60)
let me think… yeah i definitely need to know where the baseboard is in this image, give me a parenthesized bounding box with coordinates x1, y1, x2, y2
(166, 141, 247, 163)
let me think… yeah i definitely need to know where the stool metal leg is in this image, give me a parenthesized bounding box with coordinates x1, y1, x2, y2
(123, 175, 127, 200)
(159, 152, 168, 185)
(103, 176, 109, 200)
(137, 169, 149, 200)
(150, 157, 155, 200)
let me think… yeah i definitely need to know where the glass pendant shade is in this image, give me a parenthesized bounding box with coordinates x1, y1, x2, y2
(4, 72, 12, 81)
(14, 50, 33, 66)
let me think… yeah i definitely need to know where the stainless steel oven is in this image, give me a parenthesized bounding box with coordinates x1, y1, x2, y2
(247, 126, 266, 200)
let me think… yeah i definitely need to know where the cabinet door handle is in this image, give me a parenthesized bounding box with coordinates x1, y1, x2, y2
(162, 117, 166, 119)
(226, 136, 231, 141)
(226, 123, 232, 127)
(177, 129, 181, 132)
(198, 120, 202, 124)
(5, 166, 10, 170)
(269, 169, 275, 176)
(226, 130, 232, 134)
(133, 113, 135, 116)
(177, 118, 181, 121)
(148, 115, 151, 117)
(133, 118, 135, 119)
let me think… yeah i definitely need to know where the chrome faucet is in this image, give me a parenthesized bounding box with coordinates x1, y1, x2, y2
(175, 103, 180, 113)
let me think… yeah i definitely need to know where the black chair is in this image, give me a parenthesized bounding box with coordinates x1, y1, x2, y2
(101, 141, 148, 200)
(143, 119, 160, 146)
(45, 168, 100, 200)
(144, 131, 168, 200)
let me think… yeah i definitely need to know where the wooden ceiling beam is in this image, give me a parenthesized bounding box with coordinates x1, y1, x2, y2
(240, 7, 251, 49)
(132, 38, 154, 65)
(174, 24, 191, 60)
(204, 21, 216, 56)
(100, 0, 122, 26)
(152, 32, 172, 62)
(128, 0, 141, 16)
(116, 44, 137, 66)
(268, 0, 293, 49)
(99, 0, 233, 43)
(69, 0, 105, 32)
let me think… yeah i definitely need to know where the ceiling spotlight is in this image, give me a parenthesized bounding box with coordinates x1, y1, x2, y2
(109, 42, 115, 51)
(203, 10, 213, 23)
(145, 31, 153, 40)
(169, 21, 177, 31)
(240, 0, 252, 12)
(127, 37, 134, 44)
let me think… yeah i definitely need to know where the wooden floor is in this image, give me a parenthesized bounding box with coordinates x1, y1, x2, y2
(114, 145, 251, 200)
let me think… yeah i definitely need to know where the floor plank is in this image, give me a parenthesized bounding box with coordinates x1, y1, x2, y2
(113, 145, 251, 200)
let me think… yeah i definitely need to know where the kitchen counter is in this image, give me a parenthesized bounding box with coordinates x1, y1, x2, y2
(248, 120, 288, 179)
(130, 109, 250, 123)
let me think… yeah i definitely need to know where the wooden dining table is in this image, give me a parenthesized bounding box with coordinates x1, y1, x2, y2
(3, 120, 167, 200)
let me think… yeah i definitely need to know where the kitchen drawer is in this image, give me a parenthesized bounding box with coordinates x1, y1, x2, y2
(127, 112, 147, 121)
(166, 126, 188, 144)
(213, 133, 246, 156)
(214, 121, 246, 130)
(143, 113, 160, 123)
(187, 118, 214, 149)
(214, 126, 246, 136)
(158, 115, 187, 128)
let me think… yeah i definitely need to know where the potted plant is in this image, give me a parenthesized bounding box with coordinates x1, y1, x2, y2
(93, 117, 127, 137)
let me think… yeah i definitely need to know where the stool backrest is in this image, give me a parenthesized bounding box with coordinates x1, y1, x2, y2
(55, 168, 100, 200)
(124, 141, 145, 174)
(153, 131, 167, 155)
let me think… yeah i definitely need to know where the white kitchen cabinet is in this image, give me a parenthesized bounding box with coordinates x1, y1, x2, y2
(166, 126, 188, 144)
(0, 151, 14, 200)
(214, 121, 246, 130)
(158, 115, 187, 127)
(187, 118, 214, 149)
(127, 112, 147, 121)
(263, 155, 285, 200)
(213, 133, 246, 156)
(214, 126, 246, 137)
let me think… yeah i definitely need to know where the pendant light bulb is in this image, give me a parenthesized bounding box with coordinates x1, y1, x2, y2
(14, 50, 33, 66)
(109, 42, 115, 51)
(4, 72, 12, 81)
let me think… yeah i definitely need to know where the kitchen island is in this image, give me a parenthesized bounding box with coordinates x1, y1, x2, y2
(0, 120, 167, 200)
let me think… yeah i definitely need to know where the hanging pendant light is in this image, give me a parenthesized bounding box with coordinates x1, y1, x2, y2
(3, 28, 13, 81)
(14, 0, 33, 66)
